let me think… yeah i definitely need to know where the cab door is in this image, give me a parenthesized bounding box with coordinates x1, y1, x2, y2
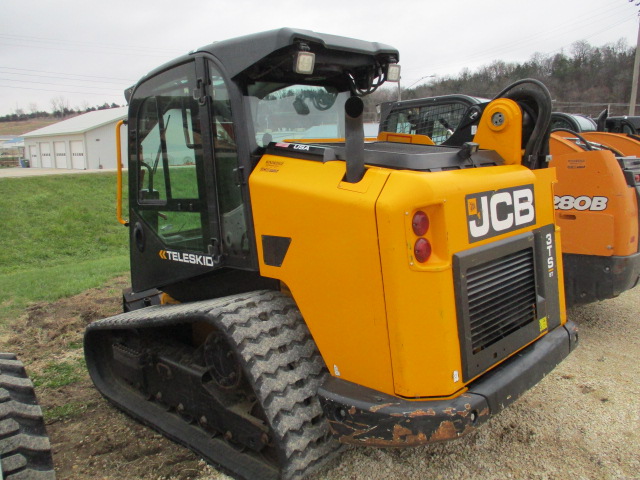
(128, 59, 221, 292)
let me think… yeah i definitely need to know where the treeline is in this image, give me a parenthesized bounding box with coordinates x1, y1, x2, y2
(0, 102, 122, 123)
(367, 39, 637, 118)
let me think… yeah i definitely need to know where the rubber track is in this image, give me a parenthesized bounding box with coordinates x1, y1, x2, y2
(0, 353, 55, 479)
(85, 290, 343, 480)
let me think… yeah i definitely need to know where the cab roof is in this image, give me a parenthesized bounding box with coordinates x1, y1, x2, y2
(195, 27, 399, 78)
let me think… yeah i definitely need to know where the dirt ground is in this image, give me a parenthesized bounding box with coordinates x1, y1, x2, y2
(2, 277, 638, 480)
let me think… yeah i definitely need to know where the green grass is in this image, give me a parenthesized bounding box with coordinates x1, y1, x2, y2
(43, 402, 89, 422)
(32, 358, 86, 389)
(0, 173, 130, 323)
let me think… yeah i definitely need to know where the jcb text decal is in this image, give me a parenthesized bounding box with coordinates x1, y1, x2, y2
(159, 249, 216, 267)
(554, 195, 608, 211)
(466, 185, 536, 243)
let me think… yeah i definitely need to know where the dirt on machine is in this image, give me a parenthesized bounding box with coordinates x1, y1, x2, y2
(83, 28, 578, 480)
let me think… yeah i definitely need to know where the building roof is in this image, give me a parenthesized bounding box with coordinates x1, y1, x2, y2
(22, 107, 127, 138)
(0, 137, 24, 149)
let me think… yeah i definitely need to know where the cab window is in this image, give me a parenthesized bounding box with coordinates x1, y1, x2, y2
(135, 62, 208, 252)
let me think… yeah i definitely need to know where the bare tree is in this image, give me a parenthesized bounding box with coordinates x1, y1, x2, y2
(50, 96, 70, 117)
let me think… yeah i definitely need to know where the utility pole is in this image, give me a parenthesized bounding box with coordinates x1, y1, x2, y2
(630, 8, 640, 115)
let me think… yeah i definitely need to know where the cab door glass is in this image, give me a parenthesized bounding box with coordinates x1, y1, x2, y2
(135, 62, 208, 252)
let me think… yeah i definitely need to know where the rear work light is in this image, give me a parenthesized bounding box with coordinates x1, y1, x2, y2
(414, 238, 432, 263)
(412, 211, 430, 236)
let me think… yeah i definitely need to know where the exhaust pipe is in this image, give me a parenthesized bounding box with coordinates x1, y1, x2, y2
(345, 96, 365, 183)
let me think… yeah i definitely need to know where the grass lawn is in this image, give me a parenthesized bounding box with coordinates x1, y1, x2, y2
(0, 172, 130, 324)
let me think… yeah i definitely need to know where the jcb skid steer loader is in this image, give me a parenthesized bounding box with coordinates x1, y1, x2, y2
(379, 88, 640, 307)
(84, 29, 577, 480)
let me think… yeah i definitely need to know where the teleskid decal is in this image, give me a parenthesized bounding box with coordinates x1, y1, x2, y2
(466, 185, 536, 243)
(159, 249, 216, 267)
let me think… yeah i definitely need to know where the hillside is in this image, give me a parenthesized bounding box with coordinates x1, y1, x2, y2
(0, 117, 75, 136)
(364, 38, 638, 118)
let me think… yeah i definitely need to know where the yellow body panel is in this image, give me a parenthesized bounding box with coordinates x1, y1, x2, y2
(473, 98, 523, 165)
(376, 165, 563, 397)
(250, 151, 563, 399)
(376, 131, 435, 145)
(250, 156, 395, 394)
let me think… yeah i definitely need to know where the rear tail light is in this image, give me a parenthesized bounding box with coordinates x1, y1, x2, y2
(412, 211, 430, 236)
(414, 238, 432, 263)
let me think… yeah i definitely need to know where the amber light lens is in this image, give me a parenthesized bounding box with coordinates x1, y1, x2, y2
(414, 238, 432, 263)
(412, 211, 429, 236)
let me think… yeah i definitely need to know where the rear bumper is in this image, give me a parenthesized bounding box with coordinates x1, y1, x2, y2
(563, 252, 640, 307)
(317, 321, 578, 447)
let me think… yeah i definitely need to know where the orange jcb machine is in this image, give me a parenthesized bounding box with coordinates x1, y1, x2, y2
(84, 32, 577, 480)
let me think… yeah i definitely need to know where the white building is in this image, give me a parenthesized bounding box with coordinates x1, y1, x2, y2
(22, 107, 127, 169)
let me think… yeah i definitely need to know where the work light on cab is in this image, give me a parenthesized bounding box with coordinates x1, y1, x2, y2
(386, 64, 401, 82)
(295, 51, 316, 75)
(414, 238, 432, 263)
(412, 211, 429, 236)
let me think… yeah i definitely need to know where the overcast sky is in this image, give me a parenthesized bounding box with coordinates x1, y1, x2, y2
(1, 0, 638, 117)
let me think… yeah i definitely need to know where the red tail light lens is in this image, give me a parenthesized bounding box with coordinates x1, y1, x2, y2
(412, 211, 429, 236)
(414, 238, 432, 263)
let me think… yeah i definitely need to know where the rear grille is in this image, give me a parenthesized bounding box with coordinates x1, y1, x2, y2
(454, 232, 546, 382)
(467, 249, 537, 353)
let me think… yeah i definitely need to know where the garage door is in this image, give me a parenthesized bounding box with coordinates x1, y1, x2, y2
(29, 145, 38, 167)
(70, 141, 85, 169)
(54, 141, 68, 168)
(39, 143, 52, 167)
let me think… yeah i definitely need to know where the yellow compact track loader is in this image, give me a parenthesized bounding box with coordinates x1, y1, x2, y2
(380, 92, 640, 307)
(84, 30, 577, 480)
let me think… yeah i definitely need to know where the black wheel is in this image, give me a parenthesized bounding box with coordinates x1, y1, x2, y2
(0, 353, 56, 479)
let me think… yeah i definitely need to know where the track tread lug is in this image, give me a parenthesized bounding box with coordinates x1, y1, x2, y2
(0, 356, 55, 479)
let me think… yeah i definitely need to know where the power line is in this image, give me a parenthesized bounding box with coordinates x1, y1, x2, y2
(0, 77, 123, 93)
(0, 39, 178, 59)
(0, 84, 125, 96)
(0, 33, 184, 55)
(404, 5, 636, 80)
(0, 66, 135, 83)
(0, 71, 132, 87)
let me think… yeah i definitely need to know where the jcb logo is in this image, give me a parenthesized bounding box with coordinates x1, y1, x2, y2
(466, 185, 536, 242)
